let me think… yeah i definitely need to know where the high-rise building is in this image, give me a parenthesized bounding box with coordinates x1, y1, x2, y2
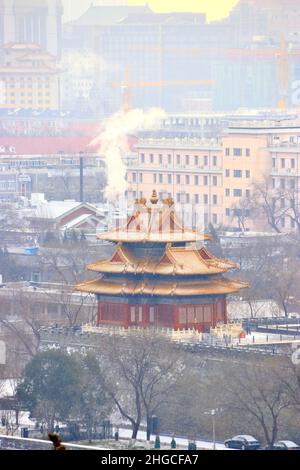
(0, 0, 63, 57)
(62, 1, 300, 114)
(228, 0, 300, 44)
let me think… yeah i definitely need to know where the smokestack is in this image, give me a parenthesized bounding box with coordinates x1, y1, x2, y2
(79, 152, 84, 203)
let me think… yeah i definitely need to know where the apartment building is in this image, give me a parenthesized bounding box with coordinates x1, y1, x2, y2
(223, 121, 300, 230)
(127, 120, 300, 231)
(127, 138, 224, 227)
(0, 43, 60, 110)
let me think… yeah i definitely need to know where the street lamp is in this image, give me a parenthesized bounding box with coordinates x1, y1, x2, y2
(204, 408, 221, 450)
(211, 409, 216, 451)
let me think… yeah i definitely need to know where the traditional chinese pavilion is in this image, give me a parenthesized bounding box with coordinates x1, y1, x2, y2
(77, 192, 247, 332)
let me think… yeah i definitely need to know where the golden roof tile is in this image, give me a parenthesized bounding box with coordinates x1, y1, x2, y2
(76, 276, 248, 297)
(87, 243, 236, 276)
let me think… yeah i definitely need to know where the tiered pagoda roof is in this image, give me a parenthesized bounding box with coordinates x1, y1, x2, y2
(77, 192, 248, 298)
(77, 276, 247, 297)
(87, 244, 237, 276)
(96, 194, 209, 244)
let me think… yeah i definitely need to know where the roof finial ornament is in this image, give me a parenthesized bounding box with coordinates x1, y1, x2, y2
(163, 197, 174, 207)
(136, 197, 147, 206)
(150, 189, 159, 205)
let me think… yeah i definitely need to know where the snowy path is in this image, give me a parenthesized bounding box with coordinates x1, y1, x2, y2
(118, 428, 227, 450)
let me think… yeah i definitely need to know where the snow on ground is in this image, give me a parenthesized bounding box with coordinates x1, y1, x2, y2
(228, 300, 283, 320)
(118, 428, 227, 450)
(0, 379, 35, 429)
(237, 332, 300, 346)
(1, 381, 226, 448)
(0, 379, 17, 398)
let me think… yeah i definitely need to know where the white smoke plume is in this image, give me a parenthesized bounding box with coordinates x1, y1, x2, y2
(90, 108, 166, 201)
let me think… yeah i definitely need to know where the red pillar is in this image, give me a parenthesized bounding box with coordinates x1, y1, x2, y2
(143, 304, 149, 328)
(174, 305, 179, 330)
(212, 303, 217, 328)
(223, 297, 228, 324)
(125, 304, 130, 329)
(98, 303, 102, 325)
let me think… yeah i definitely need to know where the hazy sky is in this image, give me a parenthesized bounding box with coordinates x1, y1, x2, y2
(63, 1, 239, 22)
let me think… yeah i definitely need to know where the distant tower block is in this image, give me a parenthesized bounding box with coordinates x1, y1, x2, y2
(77, 192, 248, 332)
(0, 0, 63, 57)
(0, 0, 15, 44)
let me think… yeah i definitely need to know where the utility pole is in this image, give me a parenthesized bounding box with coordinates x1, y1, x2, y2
(204, 408, 220, 450)
(79, 152, 84, 203)
(212, 409, 216, 451)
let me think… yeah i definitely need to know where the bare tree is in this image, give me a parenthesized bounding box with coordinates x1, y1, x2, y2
(102, 331, 180, 442)
(266, 258, 300, 318)
(39, 245, 99, 326)
(251, 177, 288, 234)
(0, 291, 41, 358)
(230, 198, 252, 232)
(284, 188, 300, 237)
(59, 290, 97, 327)
(0, 203, 29, 232)
(223, 359, 292, 448)
(247, 177, 300, 237)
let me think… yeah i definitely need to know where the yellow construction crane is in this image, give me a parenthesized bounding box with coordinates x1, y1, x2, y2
(111, 67, 215, 112)
(128, 41, 300, 111)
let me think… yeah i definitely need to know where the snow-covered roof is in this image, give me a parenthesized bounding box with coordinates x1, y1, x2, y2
(61, 213, 95, 230)
(32, 200, 97, 221)
(33, 200, 81, 219)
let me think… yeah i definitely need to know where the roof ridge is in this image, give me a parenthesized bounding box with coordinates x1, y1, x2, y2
(194, 245, 211, 267)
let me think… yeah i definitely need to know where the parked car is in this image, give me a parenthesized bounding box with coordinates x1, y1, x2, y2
(224, 435, 261, 450)
(266, 440, 300, 450)
(288, 313, 300, 319)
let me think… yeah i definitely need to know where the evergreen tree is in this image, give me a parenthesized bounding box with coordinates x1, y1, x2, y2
(17, 350, 82, 431)
(154, 435, 161, 449)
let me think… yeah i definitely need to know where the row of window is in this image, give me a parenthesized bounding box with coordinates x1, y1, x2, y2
(131, 172, 220, 186)
(152, 174, 219, 186)
(2, 77, 51, 83)
(0, 181, 17, 190)
(128, 191, 221, 206)
(225, 169, 251, 178)
(6, 100, 51, 105)
(272, 158, 296, 169)
(131, 171, 251, 183)
(5, 84, 51, 89)
(225, 208, 251, 217)
(8, 92, 50, 96)
(225, 148, 251, 157)
(128, 186, 254, 203)
(225, 188, 250, 198)
(140, 153, 219, 167)
(274, 178, 296, 190)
